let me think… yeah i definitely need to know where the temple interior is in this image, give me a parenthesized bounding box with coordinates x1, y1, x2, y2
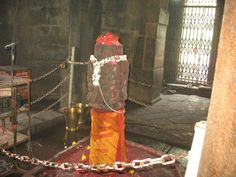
(0, 0, 236, 177)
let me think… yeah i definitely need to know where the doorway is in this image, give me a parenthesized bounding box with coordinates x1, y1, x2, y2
(164, 0, 224, 87)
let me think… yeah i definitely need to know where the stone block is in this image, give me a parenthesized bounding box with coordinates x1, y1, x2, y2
(29, 8, 69, 26)
(128, 81, 161, 105)
(119, 31, 137, 49)
(153, 68, 164, 83)
(143, 37, 156, 69)
(159, 0, 169, 9)
(152, 82, 162, 100)
(26, 44, 68, 61)
(119, 32, 136, 63)
(156, 24, 167, 39)
(131, 67, 153, 84)
(128, 81, 153, 104)
(145, 22, 158, 38)
(124, 0, 145, 17)
(29, 0, 69, 8)
(101, 0, 125, 14)
(131, 67, 164, 85)
(158, 8, 169, 25)
(133, 37, 145, 68)
(154, 55, 165, 69)
(119, 15, 138, 31)
(138, 16, 146, 35)
(101, 14, 119, 29)
(154, 38, 166, 68)
(32, 26, 68, 46)
(145, 0, 160, 22)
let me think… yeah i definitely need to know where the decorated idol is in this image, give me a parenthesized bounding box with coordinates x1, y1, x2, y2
(87, 33, 129, 164)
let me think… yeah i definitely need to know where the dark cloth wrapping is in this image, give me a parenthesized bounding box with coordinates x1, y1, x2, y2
(87, 44, 129, 111)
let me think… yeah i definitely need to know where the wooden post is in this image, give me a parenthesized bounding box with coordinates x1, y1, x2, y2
(197, 0, 236, 176)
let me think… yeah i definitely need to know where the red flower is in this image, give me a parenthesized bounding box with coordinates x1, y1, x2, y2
(96, 32, 120, 45)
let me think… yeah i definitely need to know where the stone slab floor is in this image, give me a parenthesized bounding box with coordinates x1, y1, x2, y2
(1, 93, 210, 174)
(126, 93, 210, 150)
(125, 93, 210, 168)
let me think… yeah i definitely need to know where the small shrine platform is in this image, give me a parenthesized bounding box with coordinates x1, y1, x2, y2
(25, 137, 183, 177)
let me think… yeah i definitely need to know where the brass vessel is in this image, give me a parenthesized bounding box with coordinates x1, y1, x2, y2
(74, 103, 90, 125)
(63, 107, 80, 131)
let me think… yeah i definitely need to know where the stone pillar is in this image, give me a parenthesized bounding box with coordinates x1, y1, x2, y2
(197, 0, 236, 176)
(129, 3, 169, 104)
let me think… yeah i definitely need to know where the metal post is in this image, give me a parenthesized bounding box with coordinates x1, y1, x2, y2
(197, 0, 236, 176)
(11, 87, 17, 152)
(68, 46, 75, 107)
(27, 82, 32, 153)
(10, 44, 17, 152)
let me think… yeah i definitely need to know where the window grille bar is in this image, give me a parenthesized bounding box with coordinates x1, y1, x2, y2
(177, 0, 217, 85)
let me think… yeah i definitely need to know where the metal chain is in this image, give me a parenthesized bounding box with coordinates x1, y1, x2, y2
(68, 60, 88, 65)
(128, 97, 151, 107)
(30, 74, 69, 106)
(0, 148, 177, 172)
(129, 79, 153, 88)
(31, 93, 68, 118)
(32, 58, 70, 83)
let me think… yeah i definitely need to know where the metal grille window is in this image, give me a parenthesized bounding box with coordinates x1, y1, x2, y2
(177, 0, 217, 85)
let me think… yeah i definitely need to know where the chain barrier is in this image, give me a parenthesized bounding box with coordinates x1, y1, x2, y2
(128, 97, 151, 107)
(0, 147, 179, 172)
(67, 60, 88, 65)
(31, 93, 68, 118)
(29, 74, 69, 106)
(129, 79, 153, 88)
(32, 58, 70, 83)
(30, 57, 88, 106)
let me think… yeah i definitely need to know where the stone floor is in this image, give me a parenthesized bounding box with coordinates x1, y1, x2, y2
(7, 93, 210, 150)
(126, 93, 210, 149)
(0, 93, 210, 175)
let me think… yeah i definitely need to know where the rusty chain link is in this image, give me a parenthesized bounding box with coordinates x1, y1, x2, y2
(29, 74, 69, 106)
(0, 148, 177, 172)
(31, 93, 68, 118)
(32, 58, 70, 83)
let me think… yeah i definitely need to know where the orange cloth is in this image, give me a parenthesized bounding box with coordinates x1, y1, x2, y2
(89, 108, 126, 164)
